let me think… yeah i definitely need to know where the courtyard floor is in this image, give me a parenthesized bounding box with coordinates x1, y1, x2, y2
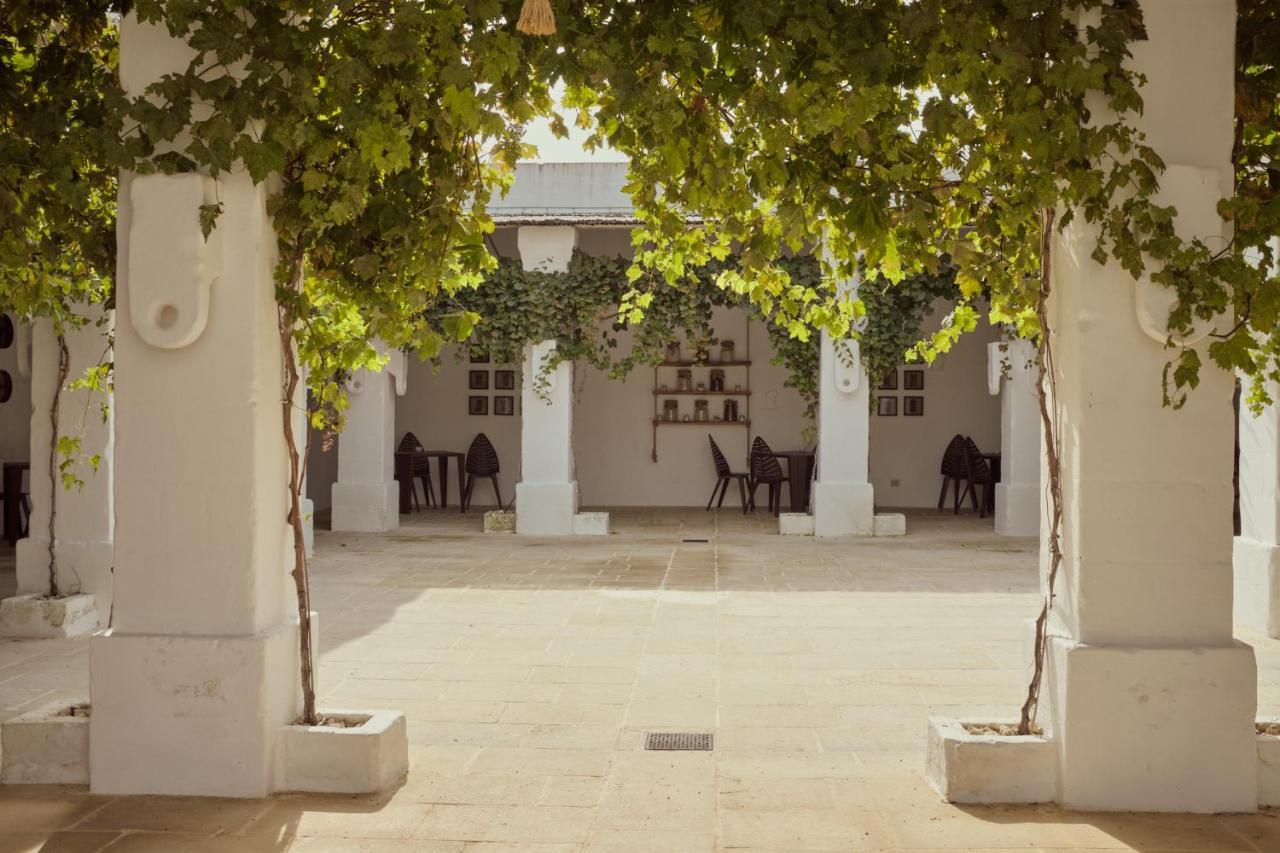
(0, 508, 1278, 851)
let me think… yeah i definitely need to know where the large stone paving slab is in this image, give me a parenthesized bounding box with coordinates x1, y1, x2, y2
(0, 508, 1278, 851)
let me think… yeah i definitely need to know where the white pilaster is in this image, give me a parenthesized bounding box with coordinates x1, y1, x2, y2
(90, 14, 300, 798)
(1041, 0, 1254, 813)
(331, 348, 405, 533)
(515, 226, 581, 535)
(813, 274, 874, 537)
(987, 339, 1040, 537)
(1235, 381, 1280, 637)
(15, 313, 114, 622)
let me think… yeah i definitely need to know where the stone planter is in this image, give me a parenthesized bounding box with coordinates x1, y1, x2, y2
(276, 709, 408, 794)
(484, 510, 516, 533)
(0, 593, 98, 638)
(926, 717, 1056, 804)
(1, 701, 90, 784)
(572, 512, 610, 536)
(779, 513, 815, 536)
(1258, 720, 1280, 807)
(873, 513, 907, 537)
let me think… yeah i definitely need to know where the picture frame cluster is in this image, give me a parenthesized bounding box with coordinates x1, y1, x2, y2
(877, 368, 924, 417)
(468, 349, 516, 416)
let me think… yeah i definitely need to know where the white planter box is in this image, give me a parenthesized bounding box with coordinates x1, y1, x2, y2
(484, 510, 516, 533)
(926, 717, 1056, 804)
(1, 701, 90, 784)
(276, 709, 408, 794)
(873, 513, 907, 537)
(572, 512, 610, 536)
(779, 513, 814, 536)
(1258, 720, 1280, 807)
(0, 593, 98, 638)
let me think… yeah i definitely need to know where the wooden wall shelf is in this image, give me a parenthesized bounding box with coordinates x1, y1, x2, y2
(653, 390, 751, 397)
(653, 419, 751, 427)
(657, 360, 752, 367)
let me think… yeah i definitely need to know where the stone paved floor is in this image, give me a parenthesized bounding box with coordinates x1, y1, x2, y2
(0, 508, 1279, 851)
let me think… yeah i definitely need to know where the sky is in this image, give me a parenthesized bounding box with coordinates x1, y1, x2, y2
(518, 89, 628, 163)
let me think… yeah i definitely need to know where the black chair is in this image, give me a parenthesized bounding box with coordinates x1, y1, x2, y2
(463, 433, 502, 511)
(748, 436, 789, 516)
(962, 436, 996, 518)
(706, 435, 750, 513)
(398, 432, 436, 510)
(937, 434, 968, 514)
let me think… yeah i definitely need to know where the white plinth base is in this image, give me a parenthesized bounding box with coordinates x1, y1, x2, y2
(1, 701, 91, 785)
(926, 718, 1056, 804)
(16, 537, 114, 626)
(276, 709, 408, 794)
(1234, 536, 1280, 637)
(572, 512, 610, 536)
(484, 510, 516, 533)
(994, 483, 1040, 537)
(812, 482, 875, 538)
(1046, 636, 1258, 813)
(873, 513, 906, 537)
(331, 480, 398, 532)
(90, 622, 299, 797)
(0, 593, 98, 638)
(1258, 722, 1280, 807)
(515, 482, 578, 535)
(779, 514, 815, 536)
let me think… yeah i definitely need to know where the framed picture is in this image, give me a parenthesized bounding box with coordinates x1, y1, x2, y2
(904, 395, 924, 416)
(876, 396, 898, 416)
(468, 395, 489, 416)
(903, 369, 925, 390)
(469, 349, 490, 364)
(495, 369, 516, 390)
(469, 370, 490, 390)
(878, 371, 898, 391)
(494, 395, 515, 416)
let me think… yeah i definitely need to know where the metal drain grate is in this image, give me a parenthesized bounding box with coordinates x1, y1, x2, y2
(645, 732, 714, 751)
(681, 538, 709, 543)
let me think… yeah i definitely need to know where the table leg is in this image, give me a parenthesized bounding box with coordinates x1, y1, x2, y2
(437, 457, 450, 509)
(457, 457, 466, 514)
(787, 460, 806, 513)
(394, 454, 413, 514)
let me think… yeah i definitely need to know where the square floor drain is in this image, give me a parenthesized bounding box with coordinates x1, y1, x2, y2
(645, 732, 713, 751)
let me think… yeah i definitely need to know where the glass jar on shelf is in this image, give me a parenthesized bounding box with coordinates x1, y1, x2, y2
(677, 369, 693, 391)
(694, 399, 710, 422)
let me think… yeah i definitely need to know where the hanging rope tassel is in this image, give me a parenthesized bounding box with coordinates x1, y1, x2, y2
(516, 0, 556, 35)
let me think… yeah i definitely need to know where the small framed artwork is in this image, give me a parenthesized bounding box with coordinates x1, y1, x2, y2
(469, 349, 490, 364)
(495, 369, 516, 390)
(469, 370, 490, 390)
(468, 395, 489, 416)
(903, 369, 925, 390)
(904, 395, 924, 416)
(876, 396, 898, 416)
(494, 395, 515, 416)
(878, 371, 898, 391)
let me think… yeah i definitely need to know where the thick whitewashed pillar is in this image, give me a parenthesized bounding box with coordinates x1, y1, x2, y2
(516, 226, 579, 535)
(14, 313, 114, 623)
(1235, 382, 1280, 637)
(987, 339, 1040, 537)
(331, 347, 406, 532)
(90, 15, 300, 797)
(1041, 0, 1255, 812)
(813, 274, 875, 537)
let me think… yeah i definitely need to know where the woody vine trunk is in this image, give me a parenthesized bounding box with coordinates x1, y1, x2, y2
(1019, 207, 1065, 734)
(44, 332, 70, 598)
(278, 258, 318, 726)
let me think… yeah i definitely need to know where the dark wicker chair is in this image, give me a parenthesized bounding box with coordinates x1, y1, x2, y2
(963, 436, 996, 518)
(748, 436, 789, 516)
(398, 432, 435, 510)
(463, 433, 502, 511)
(937, 434, 969, 514)
(706, 435, 750, 513)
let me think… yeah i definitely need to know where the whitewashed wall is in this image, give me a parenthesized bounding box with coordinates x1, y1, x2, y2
(0, 314, 32, 469)
(869, 305, 1002, 508)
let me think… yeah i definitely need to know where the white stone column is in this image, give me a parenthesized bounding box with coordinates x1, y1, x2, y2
(90, 15, 300, 797)
(331, 347, 406, 533)
(1235, 381, 1280, 637)
(1041, 0, 1255, 813)
(515, 226, 581, 535)
(13, 313, 114, 624)
(813, 274, 875, 537)
(987, 339, 1040, 537)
